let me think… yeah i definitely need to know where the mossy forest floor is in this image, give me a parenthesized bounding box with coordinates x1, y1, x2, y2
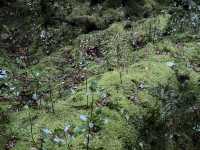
(0, 7, 200, 150)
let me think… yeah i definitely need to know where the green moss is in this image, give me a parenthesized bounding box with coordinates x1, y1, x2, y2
(2, 3, 200, 149)
(8, 60, 175, 149)
(99, 61, 175, 87)
(8, 103, 88, 150)
(157, 39, 179, 53)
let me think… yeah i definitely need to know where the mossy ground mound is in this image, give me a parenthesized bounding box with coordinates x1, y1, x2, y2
(1, 2, 200, 149)
(5, 60, 175, 149)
